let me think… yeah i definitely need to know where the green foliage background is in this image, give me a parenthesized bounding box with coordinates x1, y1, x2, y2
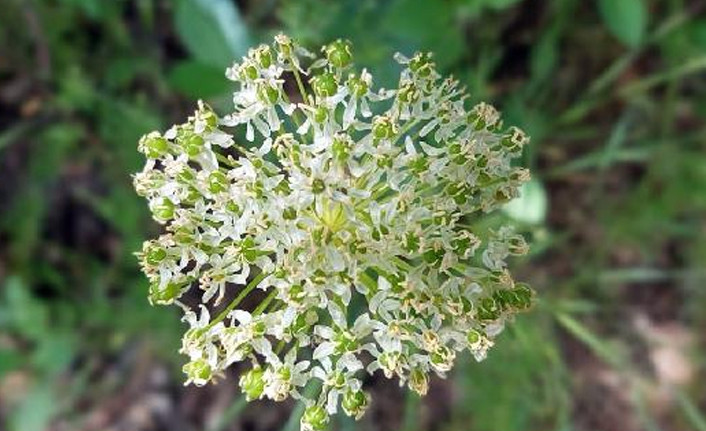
(1, 0, 705, 430)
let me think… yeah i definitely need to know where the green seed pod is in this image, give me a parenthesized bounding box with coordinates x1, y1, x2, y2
(244, 63, 258, 80)
(283, 207, 297, 221)
(312, 72, 338, 98)
(148, 281, 184, 305)
(466, 329, 481, 346)
(312, 178, 325, 194)
(347, 74, 368, 98)
(301, 404, 329, 431)
(342, 389, 369, 420)
(409, 368, 429, 395)
(332, 135, 351, 163)
(372, 115, 397, 140)
(275, 33, 294, 57)
(409, 52, 435, 78)
(258, 83, 280, 105)
(254, 44, 273, 68)
(140, 132, 169, 158)
(314, 106, 328, 124)
(152, 197, 175, 223)
(397, 80, 419, 104)
(325, 39, 353, 68)
(145, 244, 167, 266)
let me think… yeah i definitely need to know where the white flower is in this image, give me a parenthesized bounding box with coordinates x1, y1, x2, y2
(135, 35, 533, 430)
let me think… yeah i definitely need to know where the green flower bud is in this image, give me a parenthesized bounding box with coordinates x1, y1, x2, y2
(347, 74, 368, 98)
(239, 236, 259, 263)
(254, 44, 273, 68)
(173, 227, 194, 245)
(342, 389, 369, 420)
(409, 368, 429, 395)
(145, 244, 167, 266)
(148, 281, 183, 305)
(325, 39, 353, 68)
(511, 283, 534, 309)
(312, 178, 325, 194)
(226, 201, 241, 214)
(140, 132, 169, 158)
(409, 155, 429, 175)
(314, 106, 328, 124)
(331, 371, 346, 389)
(283, 207, 297, 220)
(332, 135, 350, 163)
(409, 52, 435, 78)
(397, 81, 419, 104)
(334, 330, 358, 354)
(244, 62, 258, 80)
(301, 404, 329, 431)
(287, 283, 307, 304)
(183, 358, 212, 386)
(240, 367, 265, 401)
(182, 134, 204, 157)
(252, 321, 266, 337)
(478, 296, 501, 321)
(378, 351, 402, 377)
(275, 33, 294, 57)
(258, 83, 280, 105)
(208, 170, 229, 194)
(430, 345, 455, 373)
(466, 329, 481, 346)
(312, 72, 338, 98)
(372, 115, 397, 140)
(152, 197, 175, 223)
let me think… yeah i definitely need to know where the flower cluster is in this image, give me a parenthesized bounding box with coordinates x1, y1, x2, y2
(134, 34, 533, 430)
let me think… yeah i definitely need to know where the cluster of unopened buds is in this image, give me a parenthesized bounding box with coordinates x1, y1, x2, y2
(134, 34, 533, 431)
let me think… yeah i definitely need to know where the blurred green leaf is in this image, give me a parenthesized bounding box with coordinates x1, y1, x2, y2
(9, 384, 58, 431)
(175, 0, 250, 68)
(503, 179, 548, 225)
(556, 313, 624, 368)
(597, 0, 648, 47)
(98, 97, 162, 172)
(675, 389, 706, 431)
(32, 333, 76, 375)
(384, 0, 464, 68)
(168, 60, 232, 98)
(530, 28, 559, 85)
(459, 0, 523, 15)
(59, 0, 104, 19)
(0, 350, 23, 375)
(4, 276, 48, 340)
(458, 314, 569, 431)
(691, 19, 706, 49)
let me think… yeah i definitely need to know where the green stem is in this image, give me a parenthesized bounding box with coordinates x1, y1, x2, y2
(253, 287, 278, 316)
(289, 60, 311, 105)
(208, 271, 267, 328)
(216, 152, 237, 168)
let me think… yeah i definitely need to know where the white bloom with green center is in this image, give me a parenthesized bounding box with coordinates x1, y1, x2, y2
(134, 34, 534, 428)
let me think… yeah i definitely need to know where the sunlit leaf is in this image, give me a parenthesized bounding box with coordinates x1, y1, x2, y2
(597, 0, 648, 47)
(168, 60, 232, 98)
(175, 0, 251, 68)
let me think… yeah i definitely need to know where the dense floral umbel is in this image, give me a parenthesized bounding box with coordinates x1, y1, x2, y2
(134, 34, 533, 430)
